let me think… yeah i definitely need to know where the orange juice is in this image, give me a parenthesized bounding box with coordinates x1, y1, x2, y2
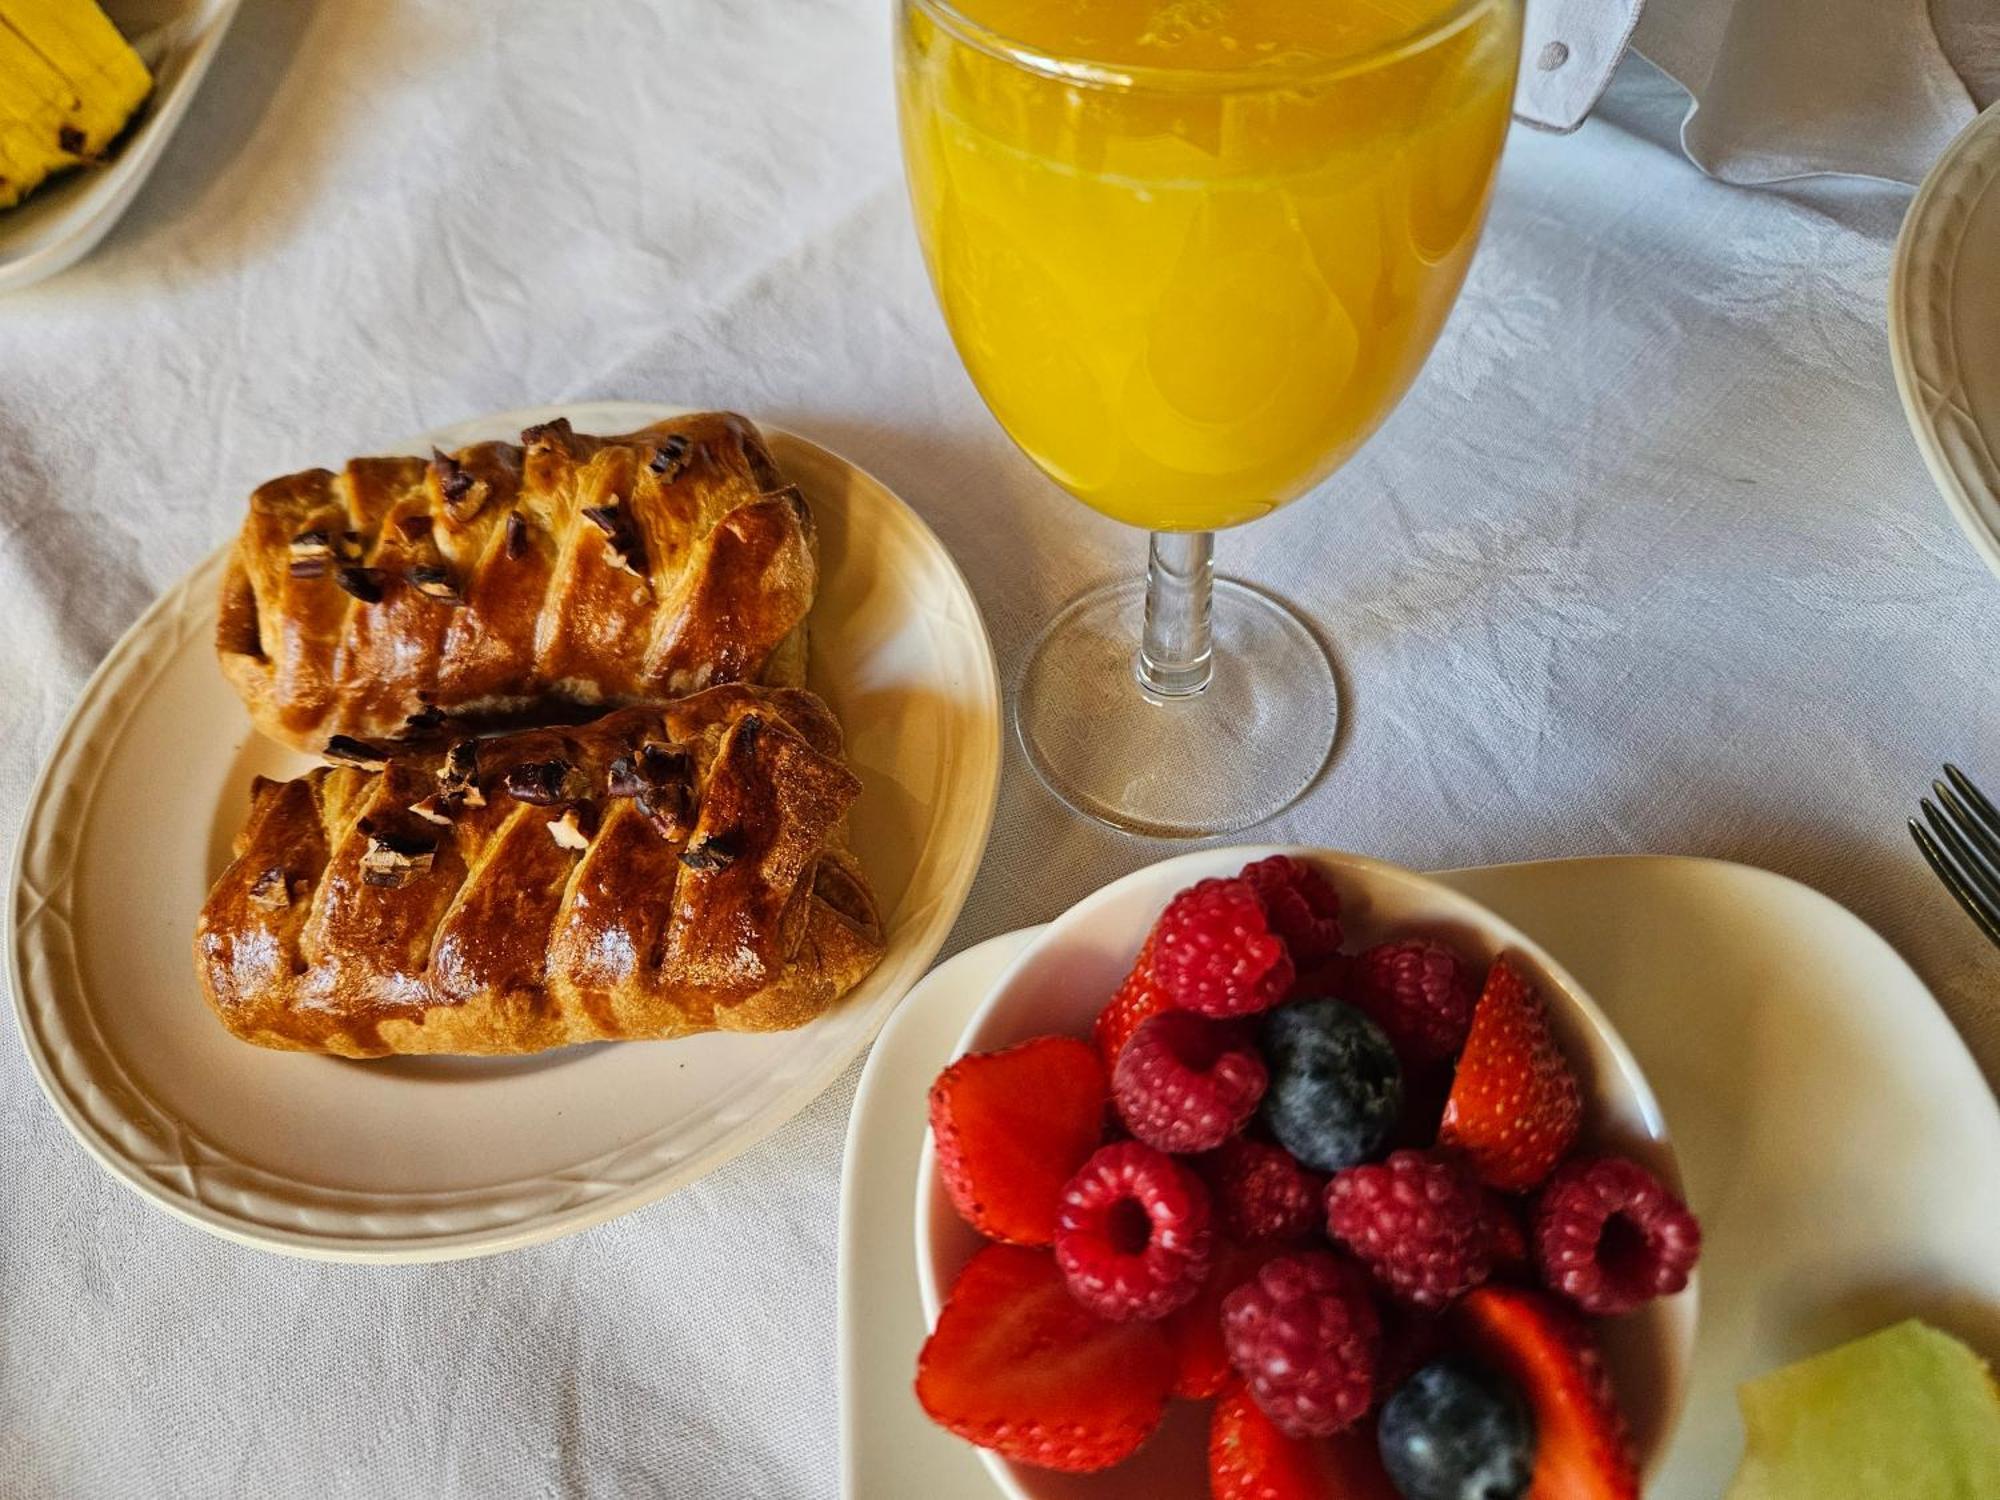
(897, 0, 1521, 530)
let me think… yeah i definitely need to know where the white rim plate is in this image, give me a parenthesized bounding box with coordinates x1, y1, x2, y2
(839, 855, 2000, 1498)
(10, 400, 1001, 1261)
(0, 0, 245, 296)
(1891, 98, 2000, 579)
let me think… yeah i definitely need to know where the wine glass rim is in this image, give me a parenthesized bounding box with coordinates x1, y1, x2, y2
(903, 0, 1507, 93)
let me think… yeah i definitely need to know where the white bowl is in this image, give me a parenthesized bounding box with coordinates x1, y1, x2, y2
(914, 847, 1697, 1500)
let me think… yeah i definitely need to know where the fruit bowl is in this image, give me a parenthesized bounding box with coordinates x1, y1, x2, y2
(914, 847, 1698, 1500)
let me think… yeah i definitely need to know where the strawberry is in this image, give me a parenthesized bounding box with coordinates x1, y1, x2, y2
(930, 1036, 1107, 1245)
(1093, 933, 1170, 1067)
(916, 1244, 1172, 1472)
(1455, 1285, 1639, 1499)
(1437, 959, 1581, 1191)
(1209, 1382, 1400, 1500)
(1164, 1240, 1284, 1399)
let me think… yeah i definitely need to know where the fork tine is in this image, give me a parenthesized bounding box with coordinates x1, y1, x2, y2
(1911, 816, 2000, 949)
(1922, 796, 2000, 893)
(1934, 780, 2000, 875)
(1943, 764, 2000, 843)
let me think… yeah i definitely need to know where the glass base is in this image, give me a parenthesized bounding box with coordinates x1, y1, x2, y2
(1016, 577, 1338, 838)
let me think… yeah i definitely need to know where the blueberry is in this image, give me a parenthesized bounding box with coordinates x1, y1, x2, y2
(1378, 1358, 1535, 1500)
(1257, 999, 1401, 1172)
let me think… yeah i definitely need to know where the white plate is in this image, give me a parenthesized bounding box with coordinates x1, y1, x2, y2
(1891, 99, 2000, 579)
(839, 855, 2000, 1499)
(9, 400, 1001, 1261)
(0, 0, 243, 296)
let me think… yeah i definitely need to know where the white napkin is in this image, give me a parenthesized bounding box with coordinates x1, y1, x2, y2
(1516, 0, 1983, 184)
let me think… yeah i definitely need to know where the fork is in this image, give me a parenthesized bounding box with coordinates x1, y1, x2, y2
(1911, 764, 2000, 949)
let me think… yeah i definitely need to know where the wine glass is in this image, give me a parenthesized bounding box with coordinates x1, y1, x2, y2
(896, 0, 1523, 836)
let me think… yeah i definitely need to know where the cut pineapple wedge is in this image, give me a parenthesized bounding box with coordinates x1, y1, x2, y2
(1728, 1319, 2000, 1499)
(0, 0, 151, 209)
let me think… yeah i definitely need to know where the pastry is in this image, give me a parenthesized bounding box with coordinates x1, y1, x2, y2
(193, 684, 883, 1057)
(215, 412, 816, 755)
(0, 1, 152, 210)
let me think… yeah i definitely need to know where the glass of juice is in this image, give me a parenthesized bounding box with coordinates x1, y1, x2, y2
(897, 0, 1523, 835)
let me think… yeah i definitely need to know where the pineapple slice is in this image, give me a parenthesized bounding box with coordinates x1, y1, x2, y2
(1727, 1319, 2000, 1499)
(0, 0, 151, 210)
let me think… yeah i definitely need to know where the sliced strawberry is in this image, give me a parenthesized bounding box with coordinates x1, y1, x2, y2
(1438, 959, 1581, 1191)
(1093, 933, 1170, 1068)
(930, 1036, 1107, 1245)
(1209, 1381, 1400, 1500)
(916, 1244, 1172, 1472)
(1455, 1285, 1639, 1499)
(1164, 1240, 1285, 1399)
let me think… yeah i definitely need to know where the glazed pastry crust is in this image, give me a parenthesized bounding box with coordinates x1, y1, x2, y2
(216, 412, 815, 753)
(193, 686, 884, 1057)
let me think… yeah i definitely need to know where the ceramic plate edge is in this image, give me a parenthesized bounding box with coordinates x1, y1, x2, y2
(0, 0, 246, 295)
(1889, 101, 2000, 580)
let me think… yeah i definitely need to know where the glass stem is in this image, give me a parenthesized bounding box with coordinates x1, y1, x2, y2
(1137, 529, 1215, 698)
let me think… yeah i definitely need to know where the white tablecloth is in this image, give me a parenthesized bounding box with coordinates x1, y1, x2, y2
(2, 5, 1996, 1496)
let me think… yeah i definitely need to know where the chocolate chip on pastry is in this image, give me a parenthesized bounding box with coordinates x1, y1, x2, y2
(323, 734, 392, 771)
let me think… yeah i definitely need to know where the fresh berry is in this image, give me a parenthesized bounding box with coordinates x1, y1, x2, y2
(1054, 1141, 1213, 1321)
(1210, 1382, 1400, 1500)
(1377, 1357, 1536, 1500)
(1348, 939, 1480, 1066)
(1198, 1137, 1325, 1244)
(1438, 960, 1581, 1192)
(1222, 1251, 1382, 1438)
(915, 1244, 1172, 1472)
(1259, 1000, 1404, 1173)
(1456, 1285, 1639, 1499)
(1153, 878, 1296, 1018)
(1094, 933, 1170, 1067)
(1325, 1150, 1494, 1309)
(1113, 1011, 1268, 1153)
(929, 1036, 1107, 1246)
(1239, 855, 1344, 964)
(1532, 1155, 1701, 1316)
(1166, 1241, 1284, 1399)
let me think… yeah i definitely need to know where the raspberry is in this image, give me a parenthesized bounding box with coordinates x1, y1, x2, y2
(1197, 1137, 1324, 1244)
(1221, 1251, 1381, 1438)
(1348, 939, 1479, 1066)
(1154, 878, 1295, 1019)
(1532, 1155, 1701, 1316)
(1325, 1150, 1494, 1310)
(1093, 934, 1170, 1067)
(1238, 856, 1343, 964)
(1113, 1012, 1267, 1154)
(1055, 1142, 1215, 1322)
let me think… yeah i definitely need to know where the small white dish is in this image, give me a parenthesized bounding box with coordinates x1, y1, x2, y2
(0, 0, 244, 296)
(1890, 98, 2000, 580)
(912, 848, 1694, 1500)
(841, 855, 2000, 1499)
(9, 400, 1001, 1261)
